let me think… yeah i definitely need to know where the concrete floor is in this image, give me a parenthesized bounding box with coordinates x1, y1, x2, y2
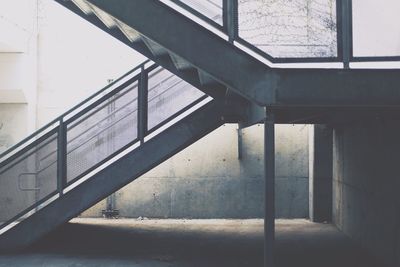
(0, 219, 379, 267)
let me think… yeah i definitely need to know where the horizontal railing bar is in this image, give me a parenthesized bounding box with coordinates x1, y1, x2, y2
(350, 56, 400, 62)
(67, 80, 138, 130)
(168, 0, 224, 30)
(0, 122, 59, 163)
(65, 63, 158, 127)
(65, 74, 141, 126)
(0, 129, 59, 174)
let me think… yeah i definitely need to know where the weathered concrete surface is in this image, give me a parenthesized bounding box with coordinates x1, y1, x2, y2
(0, 104, 27, 154)
(242, 124, 309, 218)
(82, 124, 309, 219)
(333, 121, 400, 267)
(0, 219, 379, 267)
(309, 124, 333, 222)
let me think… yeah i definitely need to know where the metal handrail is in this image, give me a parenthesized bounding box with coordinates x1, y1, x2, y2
(0, 60, 208, 234)
(0, 59, 151, 163)
(163, 0, 397, 65)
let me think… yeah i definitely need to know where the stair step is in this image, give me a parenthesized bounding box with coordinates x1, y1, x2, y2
(89, 2, 117, 28)
(115, 20, 141, 42)
(71, 0, 93, 15)
(141, 37, 168, 57)
(169, 53, 193, 71)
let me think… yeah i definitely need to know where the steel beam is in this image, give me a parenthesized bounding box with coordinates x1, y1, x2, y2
(264, 110, 275, 267)
(273, 68, 400, 107)
(138, 67, 148, 143)
(339, 0, 353, 69)
(239, 102, 266, 128)
(57, 119, 67, 195)
(0, 100, 224, 251)
(86, 0, 275, 105)
(85, 0, 400, 108)
(224, 0, 238, 43)
(81, 0, 400, 108)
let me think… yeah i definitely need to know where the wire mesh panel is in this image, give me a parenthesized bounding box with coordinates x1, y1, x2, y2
(0, 132, 58, 228)
(147, 67, 205, 130)
(352, 0, 400, 58)
(175, 0, 223, 25)
(66, 81, 139, 183)
(238, 0, 338, 59)
(0, 61, 207, 234)
(0, 63, 150, 233)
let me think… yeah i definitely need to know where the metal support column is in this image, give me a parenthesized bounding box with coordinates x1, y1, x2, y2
(237, 126, 243, 160)
(138, 66, 148, 144)
(57, 118, 67, 196)
(341, 0, 352, 69)
(223, 0, 238, 43)
(264, 110, 275, 267)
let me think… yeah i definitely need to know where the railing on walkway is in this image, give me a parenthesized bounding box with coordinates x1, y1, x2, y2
(164, 0, 400, 67)
(0, 60, 208, 234)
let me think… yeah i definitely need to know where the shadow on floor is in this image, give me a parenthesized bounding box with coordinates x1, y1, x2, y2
(0, 219, 379, 267)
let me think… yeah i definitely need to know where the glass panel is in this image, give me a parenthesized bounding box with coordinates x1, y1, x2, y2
(147, 67, 205, 130)
(238, 0, 338, 58)
(352, 0, 400, 57)
(177, 0, 223, 25)
(66, 82, 139, 182)
(0, 133, 58, 227)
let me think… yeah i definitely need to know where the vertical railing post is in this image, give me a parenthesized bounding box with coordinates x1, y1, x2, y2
(57, 118, 67, 196)
(341, 0, 353, 69)
(138, 65, 148, 144)
(264, 109, 275, 267)
(223, 0, 238, 43)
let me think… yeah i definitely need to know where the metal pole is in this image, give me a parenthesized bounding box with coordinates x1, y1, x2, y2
(237, 126, 243, 160)
(341, 0, 352, 69)
(264, 110, 275, 267)
(224, 0, 238, 43)
(138, 66, 148, 144)
(57, 118, 67, 196)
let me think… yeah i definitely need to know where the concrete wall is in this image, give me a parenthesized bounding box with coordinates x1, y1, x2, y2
(333, 121, 400, 267)
(0, 0, 39, 154)
(82, 124, 309, 219)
